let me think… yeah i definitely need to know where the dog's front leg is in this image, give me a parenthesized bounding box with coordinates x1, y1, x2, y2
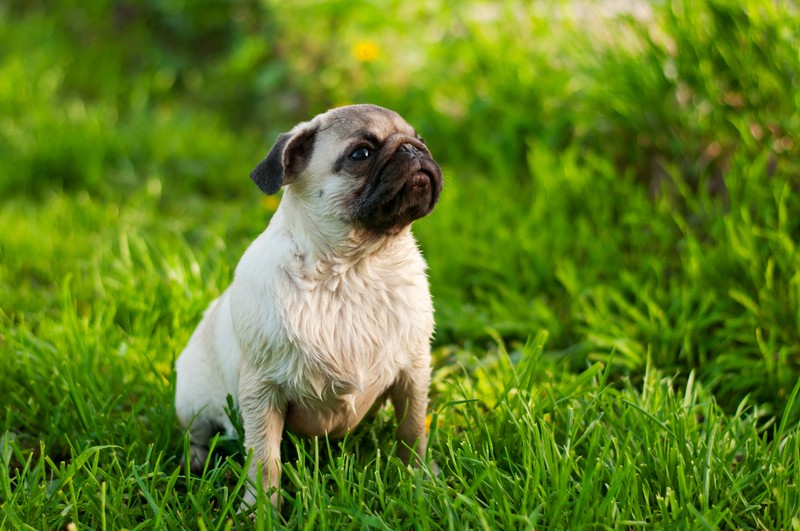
(239, 365, 285, 510)
(390, 366, 431, 467)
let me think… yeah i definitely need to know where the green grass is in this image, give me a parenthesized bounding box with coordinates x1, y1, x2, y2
(2, 0, 800, 528)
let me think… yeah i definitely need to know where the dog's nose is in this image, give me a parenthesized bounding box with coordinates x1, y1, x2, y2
(398, 143, 422, 157)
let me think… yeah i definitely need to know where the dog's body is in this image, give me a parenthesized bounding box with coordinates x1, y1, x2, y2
(174, 104, 442, 508)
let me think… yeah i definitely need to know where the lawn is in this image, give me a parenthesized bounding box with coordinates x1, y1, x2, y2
(1, 0, 799, 528)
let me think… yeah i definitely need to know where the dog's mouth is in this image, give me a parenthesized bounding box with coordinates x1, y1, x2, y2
(350, 151, 442, 235)
(404, 169, 437, 210)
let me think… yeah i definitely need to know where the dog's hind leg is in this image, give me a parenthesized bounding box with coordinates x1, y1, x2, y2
(175, 316, 229, 472)
(178, 405, 238, 474)
(175, 358, 216, 474)
(184, 417, 214, 474)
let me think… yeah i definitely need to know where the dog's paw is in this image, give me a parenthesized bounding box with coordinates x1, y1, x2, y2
(178, 443, 209, 475)
(239, 489, 257, 517)
(238, 488, 281, 519)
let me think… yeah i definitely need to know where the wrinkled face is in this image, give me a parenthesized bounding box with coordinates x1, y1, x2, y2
(252, 104, 443, 237)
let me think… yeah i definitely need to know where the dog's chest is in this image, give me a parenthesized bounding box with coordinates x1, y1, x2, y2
(234, 244, 433, 402)
(285, 258, 431, 387)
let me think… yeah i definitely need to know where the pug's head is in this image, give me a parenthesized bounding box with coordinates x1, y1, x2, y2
(251, 104, 443, 236)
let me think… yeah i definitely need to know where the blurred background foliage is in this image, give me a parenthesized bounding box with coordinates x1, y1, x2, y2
(1, 0, 799, 422)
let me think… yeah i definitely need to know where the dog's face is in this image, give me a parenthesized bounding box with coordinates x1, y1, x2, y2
(251, 104, 443, 235)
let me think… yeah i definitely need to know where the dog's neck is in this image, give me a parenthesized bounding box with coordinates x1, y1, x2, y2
(275, 190, 414, 268)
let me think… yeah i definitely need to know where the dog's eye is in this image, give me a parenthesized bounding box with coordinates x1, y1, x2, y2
(349, 147, 372, 161)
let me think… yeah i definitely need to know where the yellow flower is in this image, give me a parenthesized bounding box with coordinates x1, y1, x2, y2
(154, 361, 171, 378)
(352, 40, 381, 63)
(262, 195, 280, 211)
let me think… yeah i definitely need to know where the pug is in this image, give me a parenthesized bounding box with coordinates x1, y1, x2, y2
(174, 104, 443, 508)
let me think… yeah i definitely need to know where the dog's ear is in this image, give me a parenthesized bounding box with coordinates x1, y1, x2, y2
(250, 124, 318, 195)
